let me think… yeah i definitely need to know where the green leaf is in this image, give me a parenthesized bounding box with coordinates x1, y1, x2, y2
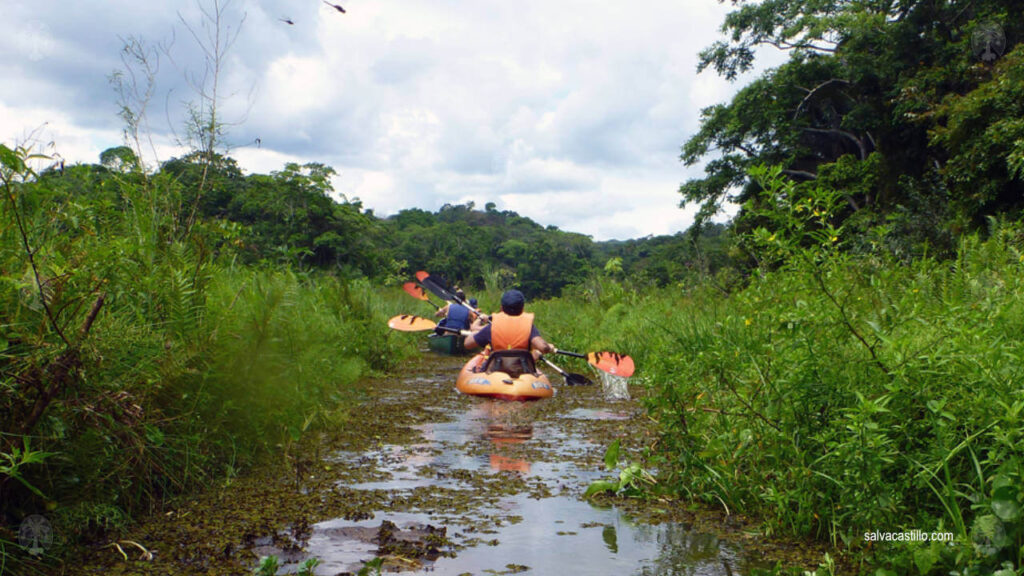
(144, 425, 165, 447)
(619, 465, 637, 488)
(992, 498, 1020, 522)
(356, 556, 384, 576)
(254, 555, 279, 576)
(584, 480, 619, 499)
(972, 514, 1012, 550)
(972, 514, 999, 539)
(913, 542, 940, 575)
(603, 439, 621, 472)
(992, 475, 1017, 496)
(0, 144, 24, 172)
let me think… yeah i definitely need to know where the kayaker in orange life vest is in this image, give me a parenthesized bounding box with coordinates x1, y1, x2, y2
(463, 289, 556, 359)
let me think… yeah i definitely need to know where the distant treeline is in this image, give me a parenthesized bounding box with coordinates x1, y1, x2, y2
(48, 147, 740, 299)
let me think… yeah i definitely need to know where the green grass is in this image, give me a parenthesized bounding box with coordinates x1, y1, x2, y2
(0, 144, 419, 571)
(539, 223, 1024, 574)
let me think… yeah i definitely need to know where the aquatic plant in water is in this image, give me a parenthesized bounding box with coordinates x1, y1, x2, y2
(584, 439, 656, 499)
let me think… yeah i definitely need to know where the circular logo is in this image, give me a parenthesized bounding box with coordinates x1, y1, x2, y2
(972, 22, 1006, 63)
(18, 514, 53, 556)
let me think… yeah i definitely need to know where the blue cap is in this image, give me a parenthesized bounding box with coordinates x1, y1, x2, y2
(468, 298, 478, 308)
(500, 290, 525, 315)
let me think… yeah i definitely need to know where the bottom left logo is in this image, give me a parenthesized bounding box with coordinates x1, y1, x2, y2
(18, 514, 53, 556)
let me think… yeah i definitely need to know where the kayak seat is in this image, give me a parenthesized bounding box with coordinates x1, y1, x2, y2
(482, 350, 537, 378)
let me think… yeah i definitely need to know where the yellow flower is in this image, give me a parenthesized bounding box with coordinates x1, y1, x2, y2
(745, 318, 753, 326)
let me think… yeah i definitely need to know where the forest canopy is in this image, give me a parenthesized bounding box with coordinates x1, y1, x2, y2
(681, 0, 1023, 257)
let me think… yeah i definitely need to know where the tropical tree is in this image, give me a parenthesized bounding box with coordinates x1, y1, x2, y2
(682, 0, 1022, 251)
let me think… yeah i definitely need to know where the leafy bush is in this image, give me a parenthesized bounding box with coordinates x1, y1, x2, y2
(538, 167, 1024, 574)
(0, 143, 416, 567)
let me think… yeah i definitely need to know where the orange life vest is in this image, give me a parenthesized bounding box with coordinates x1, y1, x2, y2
(490, 312, 535, 350)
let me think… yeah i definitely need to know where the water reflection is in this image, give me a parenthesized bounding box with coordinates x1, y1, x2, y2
(632, 523, 742, 576)
(485, 422, 533, 473)
(295, 379, 760, 575)
(603, 524, 618, 553)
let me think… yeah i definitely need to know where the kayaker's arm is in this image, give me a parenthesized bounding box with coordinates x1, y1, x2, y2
(464, 324, 489, 351)
(531, 335, 555, 356)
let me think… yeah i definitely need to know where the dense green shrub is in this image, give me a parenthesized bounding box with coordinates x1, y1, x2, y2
(539, 168, 1024, 574)
(0, 144, 416, 571)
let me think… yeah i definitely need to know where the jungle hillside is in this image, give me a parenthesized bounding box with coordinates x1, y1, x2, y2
(3, 0, 1024, 575)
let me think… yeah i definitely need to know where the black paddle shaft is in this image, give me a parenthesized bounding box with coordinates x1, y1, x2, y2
(420, 276, 458, 303)
(540, 355, 592, 386)
(421, 274, 491, 322)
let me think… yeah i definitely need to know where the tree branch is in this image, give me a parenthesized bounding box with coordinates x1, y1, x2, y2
(793, 79, 851, 121)
(21, 294, 106, 433)
(764, 38, 838, 54)
(783, 169, 818, 180)
(714, 367, 782, 433)
(2, 168, 70, 348)
(801, 127, 869, 160)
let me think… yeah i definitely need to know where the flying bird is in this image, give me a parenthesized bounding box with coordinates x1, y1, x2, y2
(280, 17, 294, 25)
(322, 0, 346, 13)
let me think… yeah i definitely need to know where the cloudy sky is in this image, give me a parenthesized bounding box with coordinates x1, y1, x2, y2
(1, 0, 784, 240)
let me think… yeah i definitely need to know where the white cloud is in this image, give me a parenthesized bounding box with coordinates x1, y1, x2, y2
(0, 102, 119, 167)
(342, 169, 397, 208)
(1, 0, 786, 241)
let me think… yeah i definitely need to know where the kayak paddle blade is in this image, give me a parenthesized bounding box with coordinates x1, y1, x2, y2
(565, 372, 593, 386)
(415, 270, 430, 282)
(402, 282, 430, 301)
(387, 314, 437, 332)
(587, 352, 635, 377)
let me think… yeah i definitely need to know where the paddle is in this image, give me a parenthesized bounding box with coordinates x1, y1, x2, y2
(386, 314, 439, 332)
(402, 282, 442, 310)
(387, 315, 472, 335)
(414, 270, 491, 322)
(540, 355, 592, 386)
(552, 349, 635, 378)
(386, 315, 632, 377)
(415, 271, 459, 303)
(426, 317, 591, 384)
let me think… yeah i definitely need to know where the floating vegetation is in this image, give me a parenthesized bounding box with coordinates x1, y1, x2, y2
(60, 352, 828, 575)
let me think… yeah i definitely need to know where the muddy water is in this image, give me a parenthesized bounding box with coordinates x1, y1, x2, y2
(268, 354, 766, 575)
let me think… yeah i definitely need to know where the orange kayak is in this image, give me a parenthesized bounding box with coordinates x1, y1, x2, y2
(455, 351, 553, 401)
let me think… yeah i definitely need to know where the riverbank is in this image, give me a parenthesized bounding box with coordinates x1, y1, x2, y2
(54, 348, 833, 575)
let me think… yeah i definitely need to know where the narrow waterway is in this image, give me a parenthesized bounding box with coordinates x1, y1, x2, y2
(257, 352, 766, 576)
